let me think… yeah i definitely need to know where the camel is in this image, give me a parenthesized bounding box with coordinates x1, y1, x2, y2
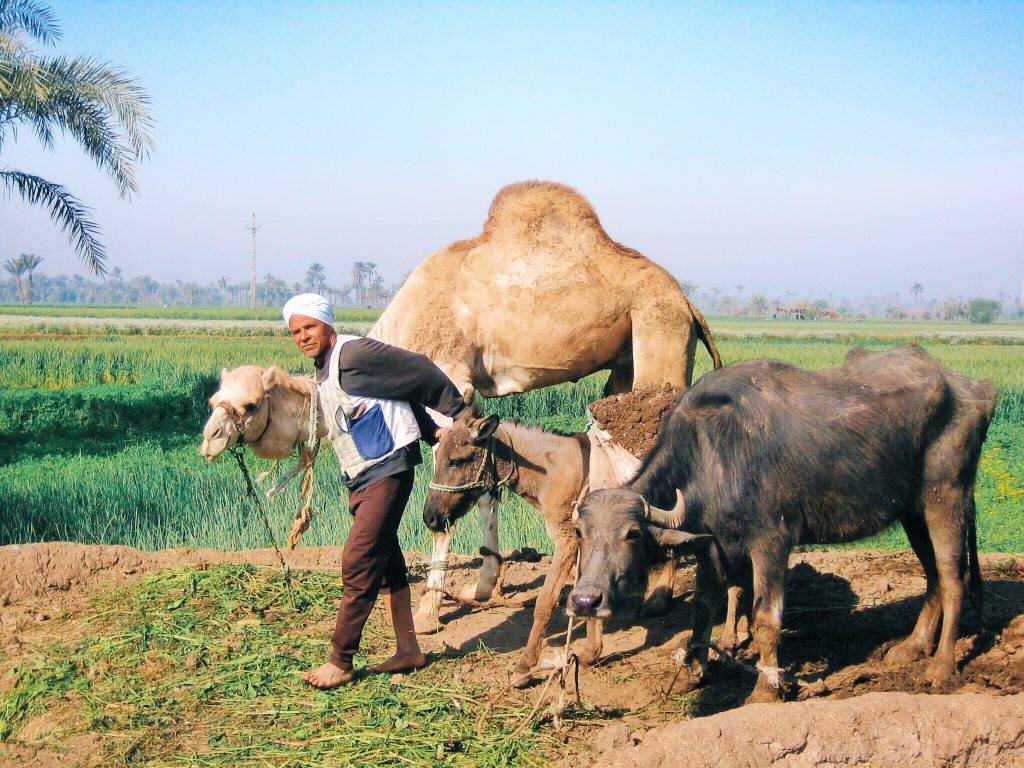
(200, 365, 326, 466)
(368, 180, 720, 631)
(369, 180, 719, 399)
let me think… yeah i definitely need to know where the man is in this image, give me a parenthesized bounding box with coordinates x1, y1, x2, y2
(283, 293, 467, 689)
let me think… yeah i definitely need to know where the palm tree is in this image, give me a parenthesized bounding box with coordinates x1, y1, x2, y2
(305, 262, 327, 294)
(19, 252, 42, 303)
(911, 282, 923, 305)
(0, 0, 155, 274)
(679, 280, 697, 298)
(3, 256, 25, 303)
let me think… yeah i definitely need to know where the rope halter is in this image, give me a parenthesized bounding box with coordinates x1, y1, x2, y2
(428, 432, 517, 497)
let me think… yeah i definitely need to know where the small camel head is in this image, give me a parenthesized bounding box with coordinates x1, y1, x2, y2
(201, 365, 292, 461)
(422, 409, 500, 532)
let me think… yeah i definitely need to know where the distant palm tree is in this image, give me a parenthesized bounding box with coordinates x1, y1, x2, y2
(3, 256, 26, 303)
(305, 262, 327, 294)
(19, 253, 42, 303)
(911, 283, 923, 305)
(0, 0, 155, 274)
(679, 280, 697, 298)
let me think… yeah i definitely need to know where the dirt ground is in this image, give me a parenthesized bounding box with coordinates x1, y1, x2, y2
(3, 542, 1024, 766)
(588, 383, 683, 458)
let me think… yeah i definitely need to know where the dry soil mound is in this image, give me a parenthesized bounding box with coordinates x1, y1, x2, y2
(589, 691, 1024, 768)
(588, 383, 683, 458)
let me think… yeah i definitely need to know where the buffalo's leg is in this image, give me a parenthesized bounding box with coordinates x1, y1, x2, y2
(513, 523, 577, 682)
(413, 529, 453, 634)
(922, 484, 967, 687)
(668, 550, 722, 692)
(644, 556, 676, 616)
(745, 550, 787, 705)
(886, 511, 942, 665)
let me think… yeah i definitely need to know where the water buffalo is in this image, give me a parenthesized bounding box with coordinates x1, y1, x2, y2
(569, 347, 996, 704)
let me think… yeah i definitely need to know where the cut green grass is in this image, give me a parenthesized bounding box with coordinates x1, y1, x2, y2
(0, 565, 562, 765)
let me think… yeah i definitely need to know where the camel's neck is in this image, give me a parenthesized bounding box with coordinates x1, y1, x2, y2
(493, 421, 585, 504)
(248, 376, 325, 460)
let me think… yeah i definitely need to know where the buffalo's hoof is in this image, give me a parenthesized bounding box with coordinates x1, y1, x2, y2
(744, 678, 783, 705)
(884, 638, 925, 666)
(923, 656, 957, 690)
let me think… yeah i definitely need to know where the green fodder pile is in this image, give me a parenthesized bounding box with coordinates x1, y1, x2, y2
(0, 565, 561, 766)
(1, 318, 1023, 553)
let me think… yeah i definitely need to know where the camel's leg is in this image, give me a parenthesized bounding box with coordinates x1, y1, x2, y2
(603, 360, 633, 396)
(629, 301, 697, 389)
(512, 524, 577, 684)
(744, 548, 788, 705)
(644, 556, 676, 616)
(413, 529, 453, 634)
(885, 510, 942, 665)
(457, 493, 501, 602)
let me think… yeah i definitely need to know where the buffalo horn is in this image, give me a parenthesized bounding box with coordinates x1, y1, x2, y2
(644, 488, 686, 528)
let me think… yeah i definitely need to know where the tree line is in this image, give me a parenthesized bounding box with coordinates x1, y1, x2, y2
(1, 258, 402, 308)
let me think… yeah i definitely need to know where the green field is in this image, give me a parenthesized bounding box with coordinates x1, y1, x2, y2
(1, 314, 1022, 554)
(0, 304, 384, 323)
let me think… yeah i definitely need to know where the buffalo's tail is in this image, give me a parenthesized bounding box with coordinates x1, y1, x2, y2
(966, 497, 984, 626)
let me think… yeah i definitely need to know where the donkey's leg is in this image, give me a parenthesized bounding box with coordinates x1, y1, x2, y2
(457, 493, 501, 602)
(413, 529, 454, 634)
(513, 527, 577, 683)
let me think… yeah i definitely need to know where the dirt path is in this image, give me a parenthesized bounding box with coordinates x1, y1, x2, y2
(3, 543, 1024, 766)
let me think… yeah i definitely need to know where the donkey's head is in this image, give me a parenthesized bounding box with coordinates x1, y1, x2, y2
(422, 409, 501, 532)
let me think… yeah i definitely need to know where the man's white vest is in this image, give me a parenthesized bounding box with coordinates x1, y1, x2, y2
(316, 335, 421, 480)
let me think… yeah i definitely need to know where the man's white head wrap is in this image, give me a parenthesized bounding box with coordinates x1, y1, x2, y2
(282, 293, 334, 327)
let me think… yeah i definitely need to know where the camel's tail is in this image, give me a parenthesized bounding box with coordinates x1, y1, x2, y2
(689, 302, 722, 381)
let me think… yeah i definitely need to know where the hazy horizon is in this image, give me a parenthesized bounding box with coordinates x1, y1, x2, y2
(2, 1, 1022, 301)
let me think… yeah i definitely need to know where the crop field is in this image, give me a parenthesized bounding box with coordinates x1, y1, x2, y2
(2, 313, 1022, 555)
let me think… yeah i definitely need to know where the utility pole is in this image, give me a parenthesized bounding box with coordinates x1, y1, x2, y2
(246, 212, 259, 309)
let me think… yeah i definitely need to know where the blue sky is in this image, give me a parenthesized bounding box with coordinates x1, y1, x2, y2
(2, 1, 1022, 299)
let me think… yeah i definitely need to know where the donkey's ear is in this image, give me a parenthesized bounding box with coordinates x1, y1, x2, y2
(471, 415, 499, 443)
(220, 367, 229, 381)
(261, 366, 283, 390)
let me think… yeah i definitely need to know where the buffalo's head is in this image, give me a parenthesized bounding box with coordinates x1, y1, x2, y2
(422, 410, 501, 532)
(568, 487, 711, 621)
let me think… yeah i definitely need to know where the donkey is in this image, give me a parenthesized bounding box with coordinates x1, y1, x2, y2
(421, 409, 682, 682)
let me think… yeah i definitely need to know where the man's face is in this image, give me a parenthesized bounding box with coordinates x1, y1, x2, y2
(288, 314, 335, 358)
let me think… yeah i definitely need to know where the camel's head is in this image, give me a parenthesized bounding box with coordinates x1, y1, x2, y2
(422, 410, 500, 532)
(201, 365, 290, 460)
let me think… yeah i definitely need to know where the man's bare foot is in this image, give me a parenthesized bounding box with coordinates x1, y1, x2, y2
(299, 661, 355, 689)
(368, 650, 427, 674)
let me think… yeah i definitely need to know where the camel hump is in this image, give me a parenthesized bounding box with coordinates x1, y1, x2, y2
(482, 180, 610, 244)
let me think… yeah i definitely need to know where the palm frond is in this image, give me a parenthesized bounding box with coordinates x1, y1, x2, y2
(1, 169, 106, 274)
(0, 0, 59, 46)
